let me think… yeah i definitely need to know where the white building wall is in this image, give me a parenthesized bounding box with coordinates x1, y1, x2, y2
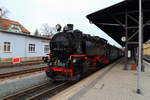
(0, 31, 50, 59)
(25, 37, 49, 57)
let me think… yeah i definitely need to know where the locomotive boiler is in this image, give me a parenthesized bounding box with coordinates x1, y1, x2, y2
(43, 24, 122, 81)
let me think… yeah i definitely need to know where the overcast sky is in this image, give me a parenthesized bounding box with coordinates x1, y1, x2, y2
(0, 0, 124, 47)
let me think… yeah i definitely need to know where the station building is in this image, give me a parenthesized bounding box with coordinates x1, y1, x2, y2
(0, 18, 50, 64)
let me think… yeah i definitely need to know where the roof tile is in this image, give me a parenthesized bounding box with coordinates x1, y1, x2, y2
(0, 18, 30, 34)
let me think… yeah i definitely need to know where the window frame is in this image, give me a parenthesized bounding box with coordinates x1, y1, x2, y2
(28, 44, 36, 53)
(44, 45, 50, 53)
(4, 42, 11, 53)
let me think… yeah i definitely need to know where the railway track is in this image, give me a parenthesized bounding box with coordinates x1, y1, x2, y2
(0, 67, 47, 79)
(0, 59, 122, 100)
(1, 81, 72, 100)
(0, 61, 44, 69)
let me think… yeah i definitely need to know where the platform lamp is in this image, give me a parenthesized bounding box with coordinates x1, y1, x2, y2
(121, 36, 126, 42)
(121, 36, 128, 69)
(121, 36, 126, 54)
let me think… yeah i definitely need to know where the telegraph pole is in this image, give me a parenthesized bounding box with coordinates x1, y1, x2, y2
(137, 0, 142, 94)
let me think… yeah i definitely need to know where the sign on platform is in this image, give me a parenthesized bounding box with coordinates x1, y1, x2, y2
(12, 58, 20, 64)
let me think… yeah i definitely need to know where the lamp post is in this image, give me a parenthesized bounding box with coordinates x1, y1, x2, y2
(137, 0, 142, 94)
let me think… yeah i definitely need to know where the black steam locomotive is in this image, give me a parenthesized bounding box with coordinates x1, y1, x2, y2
(43, 24, 123, 81)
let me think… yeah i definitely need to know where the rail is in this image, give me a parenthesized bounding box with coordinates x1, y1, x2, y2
(0, 82, 70, 100)
(0, 67, 46, 79)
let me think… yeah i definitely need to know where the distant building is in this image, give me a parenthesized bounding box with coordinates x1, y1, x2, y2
(144, 40, 150, 56)
(0, 18, 50, 63)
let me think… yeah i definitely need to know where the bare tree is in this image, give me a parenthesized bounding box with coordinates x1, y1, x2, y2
(40, 23, 56, 35)
(0, 7, 9, 18)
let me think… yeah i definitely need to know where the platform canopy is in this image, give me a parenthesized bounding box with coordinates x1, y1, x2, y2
(87, 0, 150, 47)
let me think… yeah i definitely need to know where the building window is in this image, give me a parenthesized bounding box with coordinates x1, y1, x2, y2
(4, 42, 11, 52)
(29, 44, 35, 52)
(44, 45, 50, 53)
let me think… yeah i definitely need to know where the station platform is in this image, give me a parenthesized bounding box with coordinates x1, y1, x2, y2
(50, 58, 150, 100)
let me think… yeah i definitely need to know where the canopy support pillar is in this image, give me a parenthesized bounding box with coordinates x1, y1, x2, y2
(124, 8, 128, 70)
(137, 0, 143, 94)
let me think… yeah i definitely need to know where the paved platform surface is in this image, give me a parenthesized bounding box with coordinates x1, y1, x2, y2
(50, 58, 150, 100)
(0, 64, 47, 74)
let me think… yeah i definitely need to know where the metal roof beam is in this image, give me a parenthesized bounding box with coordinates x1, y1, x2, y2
(108, 10, 125, 29)
(114, 9, 150, 15)
(97, 23, 125, 26)
(127, 30, 138, 41)
(127, 14, 139, 24)
(127, 26, 138, 29)
(144, 19, 150, 26)
(127, 42, 138, 44)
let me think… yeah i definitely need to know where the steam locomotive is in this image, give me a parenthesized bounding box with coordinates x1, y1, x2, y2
(43, 24, 123, 81)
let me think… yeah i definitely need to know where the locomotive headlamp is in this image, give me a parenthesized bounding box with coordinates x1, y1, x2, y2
(73, 59, 77, 63)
